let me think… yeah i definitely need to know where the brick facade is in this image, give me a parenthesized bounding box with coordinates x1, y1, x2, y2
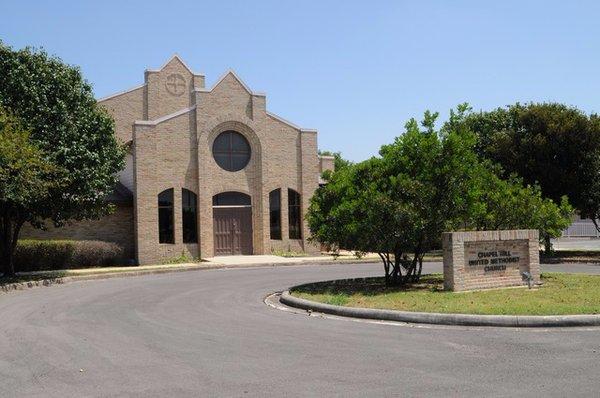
(22, 55, 325, 264)
(20, 204, 135, 259)
(442, 229, 541, 291)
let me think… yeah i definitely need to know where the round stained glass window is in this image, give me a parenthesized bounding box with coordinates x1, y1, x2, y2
(212, 131, 251, 172)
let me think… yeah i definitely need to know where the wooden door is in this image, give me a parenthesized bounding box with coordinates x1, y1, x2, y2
(213, 207, 253, 255)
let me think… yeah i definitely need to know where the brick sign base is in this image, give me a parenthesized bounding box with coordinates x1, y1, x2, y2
(442, 230, 540, 292)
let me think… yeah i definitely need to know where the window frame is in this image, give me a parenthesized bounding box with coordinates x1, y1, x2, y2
(182, 188, 198, 244)
(269, 189, 282, 240)
(212, 191, 251, 207)
(288, 188, 302, 240)
(158, 188, 175, 244)
(212, 130, 251, 172)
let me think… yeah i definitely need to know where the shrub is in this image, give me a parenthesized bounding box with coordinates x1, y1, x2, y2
(163, 251, 200, 264)
(271, 249, 309, 258)
(354, 251, 366, 259)
(14, 240, 127, 272)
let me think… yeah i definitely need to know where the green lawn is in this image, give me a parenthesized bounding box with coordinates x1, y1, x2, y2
(290, 273, 600, 315)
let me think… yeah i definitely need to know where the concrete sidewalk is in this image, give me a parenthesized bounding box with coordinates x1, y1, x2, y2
(204, 254, 373, 265)
(205, 255, 318, 265)
(1, 254, 381, 294)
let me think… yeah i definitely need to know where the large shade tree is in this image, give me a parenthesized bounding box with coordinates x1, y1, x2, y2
(0, 107, 62, 275)
(308, 106, 573, 285)
(468, 163, 573, 251)
(463, 103, 600, 230)
(0, 43, 125, 276)
(308, 108, 481, 285)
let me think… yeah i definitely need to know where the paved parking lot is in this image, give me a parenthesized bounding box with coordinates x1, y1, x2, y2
(552, 237, 600, 251)
(0, 262, 599, 397)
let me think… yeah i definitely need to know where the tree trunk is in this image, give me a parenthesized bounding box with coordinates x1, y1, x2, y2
(379, 250, 426, 286)
(378, 253, 389, 284)
(392, 253, 406, 285)
(0, 244, 15, 277)
(543, 233, 552, 254)
(378, 252, 410, 286)
(592, 219, 600, 234)
(0, 210, 24, 278)
(412, 254, 424, 283)
(379, 252, 403, 286)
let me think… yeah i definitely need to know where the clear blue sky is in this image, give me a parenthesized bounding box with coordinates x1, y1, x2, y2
(2, 1, 599, 161)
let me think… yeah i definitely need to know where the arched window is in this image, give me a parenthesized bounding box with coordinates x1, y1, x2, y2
(158, 188, 174, 244)
(269, 189, 282, 240)
(212, 191, 251, 206)
(182, 189, 197, 243)
(288, 189, 302, 239)
(212, 131, 251, 172)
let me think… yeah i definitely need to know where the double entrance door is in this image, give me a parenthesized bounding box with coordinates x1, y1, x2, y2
(213, 207, 253, 255)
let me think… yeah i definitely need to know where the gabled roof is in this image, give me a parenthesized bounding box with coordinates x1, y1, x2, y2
(107, 181, 133, 204)
(145, 54, 204, 77)
(100, 55, 316, 134)
(266, 111, 317, 133)
(97, 83, 145, 103)
(98, 55, 204, 102)
(134, 106, 196, 127)
(194, 70, 266, 96)
(194, 70, 316, 133)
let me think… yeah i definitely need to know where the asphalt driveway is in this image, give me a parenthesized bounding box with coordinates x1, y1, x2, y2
(0, 262, 599, 397)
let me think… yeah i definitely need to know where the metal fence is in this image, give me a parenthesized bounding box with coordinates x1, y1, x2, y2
(562, 220, 600, 238)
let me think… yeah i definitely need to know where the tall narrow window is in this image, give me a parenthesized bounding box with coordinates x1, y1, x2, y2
(269, 189, 281, 240)
(288, 189, 302, 239)
(182, 189, 198, 243)
(158, 188, 174, 244)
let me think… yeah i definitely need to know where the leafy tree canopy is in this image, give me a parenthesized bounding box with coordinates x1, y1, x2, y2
(0, 42, 125, 224)
(463, 102, 600, 228)
(468, 162, 573, 250)
(309, 107, 480, 285)
(0, 107, 60, 207)
(0, 107, 62, 275)
(0, 42, 125, 276)
(308, 105, 573, 285)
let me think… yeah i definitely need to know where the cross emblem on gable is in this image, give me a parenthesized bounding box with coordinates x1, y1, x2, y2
(165, 73, 186, 96)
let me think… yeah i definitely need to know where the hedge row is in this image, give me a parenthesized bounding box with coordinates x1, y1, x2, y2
(14, 240, 130, 272)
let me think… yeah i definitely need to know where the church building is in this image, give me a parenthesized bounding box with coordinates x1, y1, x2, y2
(22, 55, 334, 264)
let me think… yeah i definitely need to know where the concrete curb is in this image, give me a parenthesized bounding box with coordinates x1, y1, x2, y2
(280, 291, 600, 328)
(0, 265, 217, 293)
(206, 258, 383, 268)
(0, 259, 383, 294)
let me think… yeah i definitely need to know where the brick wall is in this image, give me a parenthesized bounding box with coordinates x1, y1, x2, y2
(20, 204, 136, 260)
(133, 109, 199, 265)
(442, 229, 540, 291)
(319, 155, 335, 174)
(99, 86, 144, 144)
(53, 56, 322, 265)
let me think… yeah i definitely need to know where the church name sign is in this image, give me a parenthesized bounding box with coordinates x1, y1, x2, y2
(466, 240, 526, 273)
(442, 230, 540, 292)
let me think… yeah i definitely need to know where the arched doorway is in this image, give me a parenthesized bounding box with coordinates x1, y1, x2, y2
(212, 192, 253, 255)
